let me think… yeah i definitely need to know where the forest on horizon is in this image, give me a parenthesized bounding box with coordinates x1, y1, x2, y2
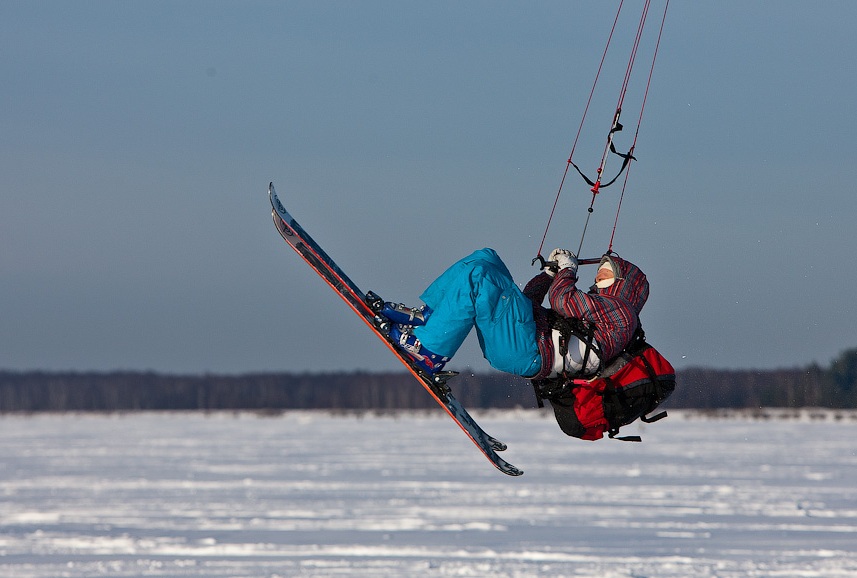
(1, 347, 855, 412)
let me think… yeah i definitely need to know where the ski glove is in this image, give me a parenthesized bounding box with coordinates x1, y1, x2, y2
(546, 248, 578, 278)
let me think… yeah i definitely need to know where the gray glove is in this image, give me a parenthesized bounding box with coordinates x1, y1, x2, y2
(546, 248, 578, 278)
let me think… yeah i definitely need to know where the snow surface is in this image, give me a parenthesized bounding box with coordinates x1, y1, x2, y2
(1, 410, 856, 577)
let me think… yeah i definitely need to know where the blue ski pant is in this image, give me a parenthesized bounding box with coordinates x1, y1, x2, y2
(413, 248, 542, 377)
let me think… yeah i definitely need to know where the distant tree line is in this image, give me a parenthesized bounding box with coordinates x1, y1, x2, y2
(2, 348, 856, 412)
(0, 371, 531, 412)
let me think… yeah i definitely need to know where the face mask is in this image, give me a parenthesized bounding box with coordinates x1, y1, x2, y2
(594, 261, 616, 289)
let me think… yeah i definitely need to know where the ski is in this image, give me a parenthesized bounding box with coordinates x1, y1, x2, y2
(269, 182, 522, 476)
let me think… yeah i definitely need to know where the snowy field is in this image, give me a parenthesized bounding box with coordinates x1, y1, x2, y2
(1, 410, 856, 578)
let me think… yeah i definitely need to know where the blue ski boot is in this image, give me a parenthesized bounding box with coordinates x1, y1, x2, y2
(379, 302, 432, 327)
(389, 324, 449, 375)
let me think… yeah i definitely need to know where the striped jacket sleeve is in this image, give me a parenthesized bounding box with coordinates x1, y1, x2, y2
(547, 268, 638, 362)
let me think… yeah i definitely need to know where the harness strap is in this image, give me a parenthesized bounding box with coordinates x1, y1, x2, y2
(551, 315, 601, 379)
(532, 380, 545, 408)
(605, 375, 643, 442)
(532, 311, 604, 405)
(609, 431, 642, 442)
(641, 411, 668, 423)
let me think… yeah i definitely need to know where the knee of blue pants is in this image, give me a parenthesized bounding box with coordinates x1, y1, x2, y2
(415, 248, 541, 375)
(415, 248, 511, 355)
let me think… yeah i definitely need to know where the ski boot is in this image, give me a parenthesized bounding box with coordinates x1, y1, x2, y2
(389, 324, 449, 376)
(380, 302, 431, 326)
(366, 291, 431, 326)
(366, 291, 431, 327)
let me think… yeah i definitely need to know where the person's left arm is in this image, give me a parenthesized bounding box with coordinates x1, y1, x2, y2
(548, 268, 589, 318)
(523, 272, 553, 305)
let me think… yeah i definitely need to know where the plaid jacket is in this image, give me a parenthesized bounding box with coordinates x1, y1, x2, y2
(524, 255, 649, 379)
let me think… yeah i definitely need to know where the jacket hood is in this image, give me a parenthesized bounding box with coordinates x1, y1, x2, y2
(595, 254, 649, 315)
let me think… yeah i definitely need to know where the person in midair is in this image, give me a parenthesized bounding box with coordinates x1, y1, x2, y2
(379, 247, 649, 379)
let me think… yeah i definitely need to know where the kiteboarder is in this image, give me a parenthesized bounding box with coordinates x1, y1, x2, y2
(380, 247, 649, 379)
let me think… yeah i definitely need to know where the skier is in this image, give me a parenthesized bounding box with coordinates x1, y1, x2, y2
(380, 247, 649, 379)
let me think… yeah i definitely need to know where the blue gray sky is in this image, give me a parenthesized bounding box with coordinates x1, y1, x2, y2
(2, 1, 855, 374)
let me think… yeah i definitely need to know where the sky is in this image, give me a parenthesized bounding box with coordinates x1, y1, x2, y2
(1, 1, 855, 375)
